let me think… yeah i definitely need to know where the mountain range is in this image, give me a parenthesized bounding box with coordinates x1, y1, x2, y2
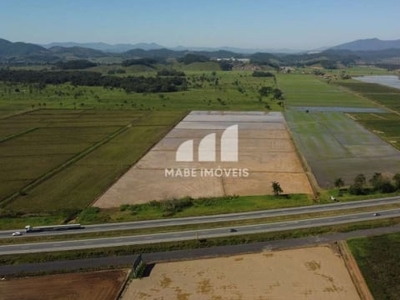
(40, 38, 400, 54)
(41, 42, 306, 54)
(332, 38, 400, 51)
(1, 37, 400, 65)
(41, 42, 165, 53)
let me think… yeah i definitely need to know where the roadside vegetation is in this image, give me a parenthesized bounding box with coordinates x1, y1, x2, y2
(0, 194, 311, 229)
(331, 172, 400, 197)
(3, 202, 400, 247)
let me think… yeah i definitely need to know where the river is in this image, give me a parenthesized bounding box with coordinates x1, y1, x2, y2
(353, 75, 400, 90)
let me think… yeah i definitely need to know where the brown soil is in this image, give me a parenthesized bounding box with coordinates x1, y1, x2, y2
(122, 246, 360, 300)
(0, 269, 128, 300)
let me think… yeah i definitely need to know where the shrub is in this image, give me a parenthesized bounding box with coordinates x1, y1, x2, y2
(252, 71, 275, 77)
(120, 204, 130, 212)
(78, 207, 101, 222)
(148, 200, 161, 208)
(161, 197, 193, 216)
(60, 209, 81, 222)
(349, 183, 367, 195)
(129, 204, 142, 214)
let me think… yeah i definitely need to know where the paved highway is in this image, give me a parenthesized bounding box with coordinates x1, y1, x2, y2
(1, 196, 399, 238)
(3, 224, 400, 276)
(1, 208, 399, 255)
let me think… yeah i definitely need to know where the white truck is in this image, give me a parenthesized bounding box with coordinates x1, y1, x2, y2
(25, 224, 83, 233)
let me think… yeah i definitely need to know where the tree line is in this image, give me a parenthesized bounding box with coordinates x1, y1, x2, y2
(334, 172, 400, 196)
(56, 60, 97, 70)
(0, 69, 187, 93)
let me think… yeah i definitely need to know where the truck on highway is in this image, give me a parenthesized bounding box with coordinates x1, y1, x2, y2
(24, 224, 83, 233)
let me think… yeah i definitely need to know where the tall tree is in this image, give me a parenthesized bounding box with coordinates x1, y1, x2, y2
(334, 177, 344, 189)
(334, 177, 345, 196)
(271, 181, 283, 196)
(349, 173, 367, 195)
(393, 173, 400, 190)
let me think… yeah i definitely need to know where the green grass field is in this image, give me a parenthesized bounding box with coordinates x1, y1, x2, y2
(280, 72, 400, 188)
(0, 70, 279, 116)
(348, 233, 400, 300)
(277, 74, 378, 107)
(1, 110, 186, 215)
(349, 113, 400, 151)
(285, 110, 400, 188)
(335, 80, 400, 112)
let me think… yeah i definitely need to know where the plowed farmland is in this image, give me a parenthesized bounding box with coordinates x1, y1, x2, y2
(0, 269, 128, 300)
(95, 111, 313, 208)
(122, 247, 360, 300)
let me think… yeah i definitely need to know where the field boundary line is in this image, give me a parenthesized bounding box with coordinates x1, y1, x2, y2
(0, 127, 38, 143)
(0, 108, 40, 120)
(88, 110, 189, 208)
(338, 240, 374, 300)
(114, 268, 131, 300)
(283, 114, 320, 200)
(333, 81, 400, 116)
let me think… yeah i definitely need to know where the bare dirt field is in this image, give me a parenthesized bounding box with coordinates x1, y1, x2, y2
(95, 111, 313, 208)
(0, 269, 128, 300)
(122, 246, 360, 300)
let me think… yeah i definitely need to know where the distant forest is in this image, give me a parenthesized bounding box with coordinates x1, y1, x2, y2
(0, 69, 188, 93)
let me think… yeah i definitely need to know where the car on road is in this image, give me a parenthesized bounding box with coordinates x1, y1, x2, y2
(11, 231, 22, 236)
(229, 228, 237, 232)
(373, 213, 381, 216)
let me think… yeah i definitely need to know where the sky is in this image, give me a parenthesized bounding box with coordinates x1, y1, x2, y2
(0, 0, 399, 50)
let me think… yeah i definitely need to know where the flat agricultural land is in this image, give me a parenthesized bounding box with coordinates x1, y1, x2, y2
(280, 74, 400, 188)
(0, 71, 278, 116)
(336, 79, 400, 112)
(1, 109, 186, 213)
(348, 232, 400, 300)
(0, 269, 128, 300)
(349, 113, 400, 151)
(277, 74, 378, 108)
(285, 110, 400, 188)
(95, 111, 313, 208)
(338, 77, 400, 149)
(122, 246, 360, 300)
